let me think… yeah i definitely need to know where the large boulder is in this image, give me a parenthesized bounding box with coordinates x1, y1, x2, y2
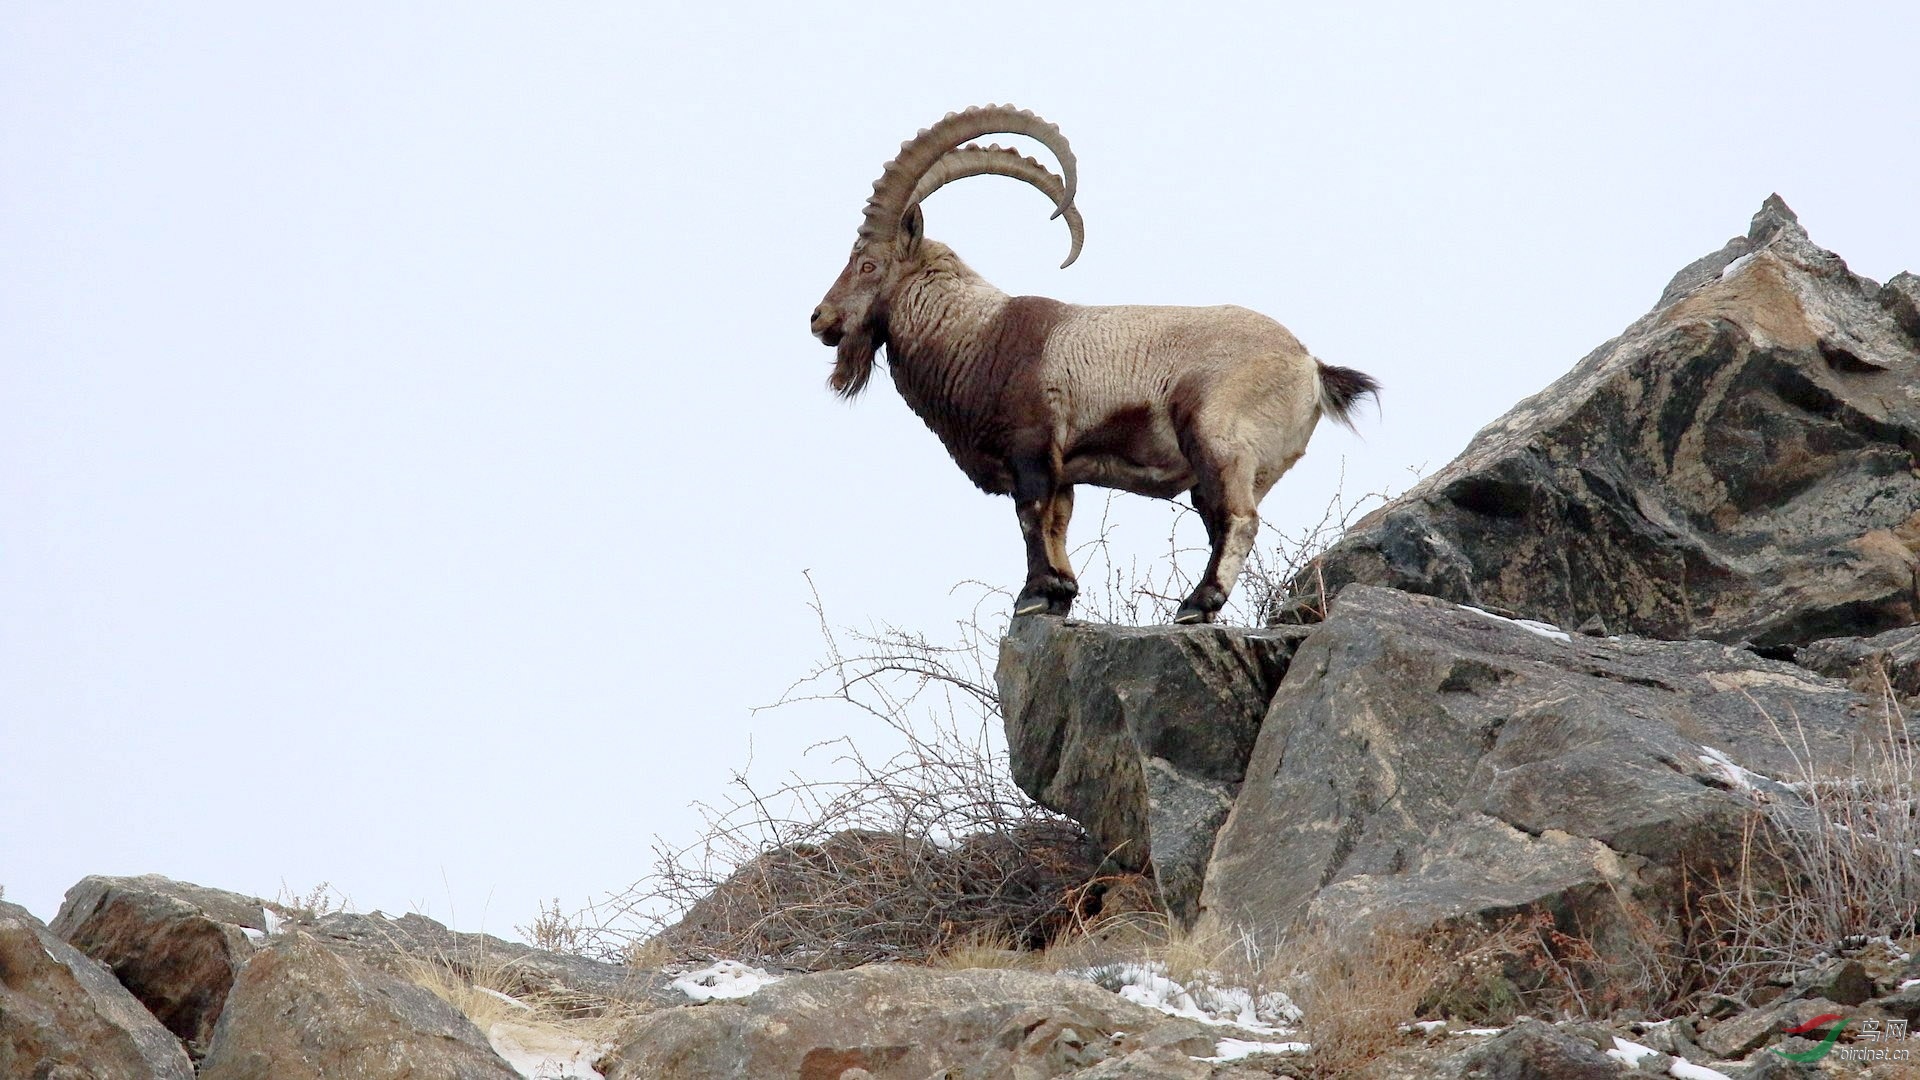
(0, 900, 194, 1080)
(1438, 1019, 1619, 1080)
(51, 874, 269, 1058)
(1297, 197, 1920, 648)
(197, 930, 520, 1080)
(1196, 585, 1876, 943)
(997, 617, 1307, 924)
(596, 965, 1222, 1080)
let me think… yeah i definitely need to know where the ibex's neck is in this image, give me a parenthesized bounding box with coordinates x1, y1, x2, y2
(882, 242, 1054, 494)
(886, 245, 1008, 369)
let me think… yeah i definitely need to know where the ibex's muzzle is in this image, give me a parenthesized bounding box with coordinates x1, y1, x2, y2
(811, 304, 842, 346)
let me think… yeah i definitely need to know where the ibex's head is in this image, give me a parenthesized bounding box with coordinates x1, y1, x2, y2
(812, 105, 1085, 399)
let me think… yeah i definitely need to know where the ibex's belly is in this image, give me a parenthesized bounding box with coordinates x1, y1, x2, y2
(1062, 454, 1194, 498)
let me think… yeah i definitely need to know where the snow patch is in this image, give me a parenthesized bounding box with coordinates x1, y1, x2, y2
(1697, 746, 1769, 791)
(240, 927, 266, 944)
(478, 986, 535, 1012)
(1073, 962, 1300, 1034)
(1669, 1060, 1732, 1080)
(260, 907, 281, 936)
(1902, 978, 1920, 990)
(1460, 605, 1571, 642)
(488, 1021, 605, 1080)
(1451, 1027, 1504, 1036)
(1607, 1035, 1658, 1067)
(1408, 1019, 1449, 1034)
(1202, 1037, 1311, 1061)
(672, 960, 781, 1002)
(1720, 253, 1756, 280)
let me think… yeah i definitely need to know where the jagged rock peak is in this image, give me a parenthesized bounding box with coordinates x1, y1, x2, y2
(1295, 195, 1920, 647)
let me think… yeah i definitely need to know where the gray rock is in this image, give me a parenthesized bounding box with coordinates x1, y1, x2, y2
(1695, 996, 1842, 1059)
(1795, 624, 1920, 705)
(1440, 1019, 1619, 1079)
(597, 965, 1217, 1080)
(997, 615, 1308, 924)
(1867, 984, 1920, 1024)
(1196, 586, 1873, 943)
(197, 930, 519, 1080)
(1734, 1052, 1821, 1080)
(1793, 958, 1874, 1008)
(0, 900, 194, 1080)
(290, 908, 678, 1012)
(50, 874, 267, 1058)
(1064, 1045, 1212, 1078)
(1294, 196, 1920, 648)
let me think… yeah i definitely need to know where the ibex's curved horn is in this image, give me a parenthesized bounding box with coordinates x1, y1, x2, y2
(907, 145, 1084, 268)
(859, 105, 1076, 253)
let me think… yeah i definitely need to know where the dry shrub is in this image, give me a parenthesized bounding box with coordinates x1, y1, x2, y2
(648, 820, 1101, 968)
(1284, 921, 1491, 1078)
(1065, 465, 1406, 628)
(1694, 685, 1920, 996)
(1435, 894, 1701, 1021)
(1461, 685, 1920, 1015)
(541, 581, 1108, 968)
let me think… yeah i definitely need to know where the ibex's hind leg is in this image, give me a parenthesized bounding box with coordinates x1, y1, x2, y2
(1176, 456, 1259, 625)
(1012, 461, 1078, 617)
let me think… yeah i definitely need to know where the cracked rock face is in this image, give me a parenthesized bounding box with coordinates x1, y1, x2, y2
(1299, 196, 1920, 648)
(1196, 585, 1878, 942)
(50, 875, 269, 1060)
(196, 931, 520, 1080)
(0, 900, 194, 1080)
(996, 617, 1307, 925)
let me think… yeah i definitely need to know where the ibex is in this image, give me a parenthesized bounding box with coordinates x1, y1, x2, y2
(810, 105, 1378, 623)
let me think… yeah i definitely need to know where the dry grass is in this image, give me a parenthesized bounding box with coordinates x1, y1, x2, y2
(534, 578, 1103, 969)
(1696, 681, 1920, 996)
(404, 950, 635, 1075)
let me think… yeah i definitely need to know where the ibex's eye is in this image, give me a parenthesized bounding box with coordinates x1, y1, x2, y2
(860, 261, 876, 274)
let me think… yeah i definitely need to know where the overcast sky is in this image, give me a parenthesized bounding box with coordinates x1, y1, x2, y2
(5, 3, 1917, 937)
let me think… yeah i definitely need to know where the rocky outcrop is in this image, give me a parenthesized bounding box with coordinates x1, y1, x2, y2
(197, 931, 520, 1080)
(997, 618, 1307, 924)
(0, 900, 194, 1080)
(51, 874, 269, 1058)
(1438, 1019, 1619, 1079)
(1796, 623, 1920, 705)
(1295, 197, 1920, 648)
(1196, 585, 1875, 941)
(596, 965, 1226, 1080)
(288, 907, 677, 1013)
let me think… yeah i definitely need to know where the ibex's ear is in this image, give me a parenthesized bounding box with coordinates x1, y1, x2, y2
(900, 206, 924, 253)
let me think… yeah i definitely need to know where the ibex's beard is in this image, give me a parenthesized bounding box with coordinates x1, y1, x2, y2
(829, 326, 879, 399)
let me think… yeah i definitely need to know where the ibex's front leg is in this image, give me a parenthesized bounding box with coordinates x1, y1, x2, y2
(1012, 458, 1078, 617)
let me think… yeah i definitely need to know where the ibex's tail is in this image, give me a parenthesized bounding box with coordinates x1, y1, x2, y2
(1315, 361, 1381, 433)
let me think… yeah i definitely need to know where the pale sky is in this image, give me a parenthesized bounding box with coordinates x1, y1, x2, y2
(5, 3, 1917, 936)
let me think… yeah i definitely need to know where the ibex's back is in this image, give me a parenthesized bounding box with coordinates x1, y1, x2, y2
(810, 105, 1378, 623)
